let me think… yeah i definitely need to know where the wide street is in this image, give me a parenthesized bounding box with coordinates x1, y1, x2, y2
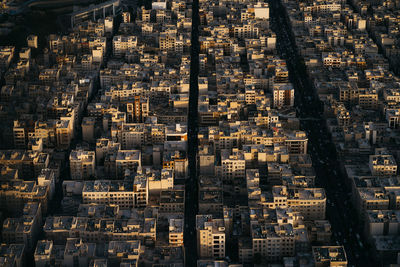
(268, 0, 377, 266)
(184, 0, 200, 265)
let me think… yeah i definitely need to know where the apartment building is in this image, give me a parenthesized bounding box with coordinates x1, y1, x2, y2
(265, 186, 326, 220)
(160, 189, 185, 213)
(2, 202, 42, 251)
(115, 150, 141, 179)
(221, 148, 246, 181)
(196, 215, 225, 259)
(0, 46, 14, 71)
(95, 138, 121, 164)
(69, 150, 96, 180)
(82, 179, 147, 209)
(273, 83, 295, 108)
(0, 180, 49, 215)
(251, 221, 295, 261)
(0, 244, 25, 267)
(312, 246, 347, 267)
(365, 210, 400, 237)
(369, 149, 397, 176)
(108, 240, 142, 266)
(34, 240, 55, 267)
(284, 131, 308, 154)
(169, 218, 184, 246)
(113, 36, 138, 57)
(63, 238, 96, 267)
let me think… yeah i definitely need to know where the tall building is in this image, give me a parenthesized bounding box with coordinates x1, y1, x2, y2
(69, 150, 96, 180)
(273, 83, 294, 108)
(127, 95, 147, 123)
(196, 215, 225, 259)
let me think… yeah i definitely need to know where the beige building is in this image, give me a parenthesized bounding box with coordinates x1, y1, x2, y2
(169, 218, 184, 246)
(108, 240, 142, 266)
(306, 220, 332, 244)
(34, 240, 55, 267)
(115, 150, 141, 179)
(221, 148, 246, 181)
(95, 138, 120, 164)
(369, 149, 397, 176)
(264, 186, 326, 220)
(356, 188, 390, 217)
(273, 83, 294, 108)
(69, 150, 96, 180)
(13, 120, 31, 149)
(63, 238, 96, 267)
(148, 169, 174, 196)
(251, 219, 296, 261)
(2, 202, 42, 251)
(82, 117, 96, 143)
(159, 189, 185, 213)
(312, 246, 347, 267)
(82, 179, 148, 209)
(113, 35, 138, 57)
(196, 215, 225, 259)
(0, 244, 25, 267)
(365, 210, 400, 237)
(27, 35, 38, 49)
(0, 180, 49, 214)
(284, 131, 308, 154)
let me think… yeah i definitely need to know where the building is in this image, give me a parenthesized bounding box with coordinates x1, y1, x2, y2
(122, 12, 131, 23)
(95, 138, 120, 165)
(369, 149, 397, 176)
(0, 180, 49, 215)
(169, 218, 184, 246)
(265, 186, 326, 220)
(159, 190, 185, 213)
(273, 83, 294, 108)
(82, 179, 148, 208)
(69, 150, 96, 180)
(0, 244, 25, 267)
(113, 36, 137, 57)
(312, 246, 347, 267)
(221, 148, 245, 181)
(115, 150, 141, 179)
(63, 238, 96, 267)
(2, 202, 42, 251)
(108, 240, 142, 266)
(196, 215, 225, 259)
(82, 117, 96, 143)
(27, 35, 38, 49)
(34, 240, 54, 267)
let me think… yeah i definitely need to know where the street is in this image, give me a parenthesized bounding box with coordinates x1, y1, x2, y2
(268, 0, 377, 266)
(184, 0, 200, 265)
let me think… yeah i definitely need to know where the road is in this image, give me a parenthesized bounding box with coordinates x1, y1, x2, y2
(184, 0, 200, 265)
(268, 0, 377, 266)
